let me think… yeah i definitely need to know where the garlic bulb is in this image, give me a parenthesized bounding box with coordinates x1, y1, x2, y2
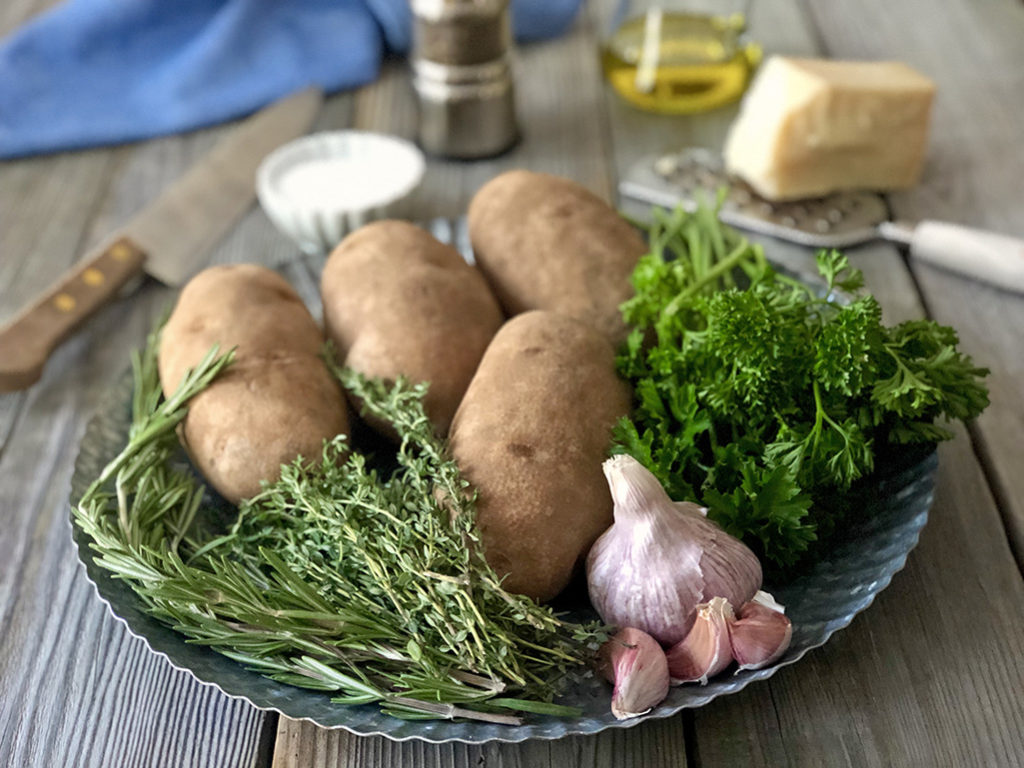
(729, 592, 792, 671)
(586, 455, 762, 645)
(598, 627, 671, 720)
(665, 597, 735, 685)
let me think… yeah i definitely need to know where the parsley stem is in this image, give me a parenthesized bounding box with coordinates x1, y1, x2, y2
(662, 237, 755, 316)
(811, 379, 825, 459)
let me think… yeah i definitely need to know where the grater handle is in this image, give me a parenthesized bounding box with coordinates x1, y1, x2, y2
(884, 220, 1024, 295)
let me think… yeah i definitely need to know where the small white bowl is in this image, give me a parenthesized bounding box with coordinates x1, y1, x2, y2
(257, 131, 426, 254)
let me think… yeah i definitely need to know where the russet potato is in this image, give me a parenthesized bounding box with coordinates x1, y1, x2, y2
(320, 220, 504, 437)
(449, 310, 632, 602)
(467, 170, 647, 345)
(158, 264, 349, 504)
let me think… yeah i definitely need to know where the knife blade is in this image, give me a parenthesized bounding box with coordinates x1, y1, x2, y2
(0, 87, 323, 393)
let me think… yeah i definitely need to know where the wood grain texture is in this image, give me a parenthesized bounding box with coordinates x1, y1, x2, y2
(682, 1, 1024, 765)
(276, 0, 1024, 766)
(351, 9, 617, 223)
(804, 0, 1024, 566)
(0, 0, 58, 36)
(0, 151, 120, 326)
(0, 8, 366, 767)
(0, 238, 147, 393)
(3, 0, 1024, 765)
(271, 715, 691, 768)
(0, 392, 25, 458)
(269, 10, 644, 766)
(0, 282, 267, 768)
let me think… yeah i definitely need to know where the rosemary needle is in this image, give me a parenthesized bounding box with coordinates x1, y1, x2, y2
(74, 325, 604, 722)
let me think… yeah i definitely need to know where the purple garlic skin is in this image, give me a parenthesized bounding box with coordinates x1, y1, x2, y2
(666, 597, 735, 685)
(667, 591, 794, 685)
(599, 627, 671, 720)
(729, 597, 793, 671)
(586, 455, 762, 646)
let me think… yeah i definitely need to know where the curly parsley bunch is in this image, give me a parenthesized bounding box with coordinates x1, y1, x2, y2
(615, 206, 989, 569)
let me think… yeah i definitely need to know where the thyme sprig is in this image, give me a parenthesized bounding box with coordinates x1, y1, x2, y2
(74, 326, 603, 723)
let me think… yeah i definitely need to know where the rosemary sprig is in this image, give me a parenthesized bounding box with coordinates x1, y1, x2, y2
(74, 326, 603, 723)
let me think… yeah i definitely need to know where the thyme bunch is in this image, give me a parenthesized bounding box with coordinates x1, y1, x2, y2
(74, 327, 603, 724)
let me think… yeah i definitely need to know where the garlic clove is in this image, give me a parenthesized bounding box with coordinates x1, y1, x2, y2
(666, 597, 735, 685)
(598, 627, 671, 720)
(587, 455, 763, 646)
(728, 596, 793, 671)
(749, 589, 786, 614)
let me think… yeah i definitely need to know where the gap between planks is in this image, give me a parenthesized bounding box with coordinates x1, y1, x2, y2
(802, 0, 1024, 575)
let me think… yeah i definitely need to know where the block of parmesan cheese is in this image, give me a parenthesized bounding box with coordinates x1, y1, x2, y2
(723, 57, 936, 201)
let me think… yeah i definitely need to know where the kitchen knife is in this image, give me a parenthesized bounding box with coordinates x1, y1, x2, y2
(0, 87, 323, 393)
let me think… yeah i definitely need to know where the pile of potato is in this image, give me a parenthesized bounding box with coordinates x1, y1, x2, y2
(158, 170, 646, 602)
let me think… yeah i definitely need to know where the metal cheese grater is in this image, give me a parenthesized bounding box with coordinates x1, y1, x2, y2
(619, 148, 1024, 294)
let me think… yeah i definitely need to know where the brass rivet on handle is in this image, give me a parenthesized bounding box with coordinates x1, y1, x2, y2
(83, 268, 105, 286)
(109, 242, 133, 261)
(54, 293, 76, 312)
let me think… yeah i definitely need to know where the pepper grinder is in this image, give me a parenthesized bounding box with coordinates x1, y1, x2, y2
(411, 0, 520, 159)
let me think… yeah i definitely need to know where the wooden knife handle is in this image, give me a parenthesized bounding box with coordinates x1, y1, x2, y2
(0, 237, 147, 392)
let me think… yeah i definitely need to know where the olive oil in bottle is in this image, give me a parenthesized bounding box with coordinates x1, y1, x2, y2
(601, 10, 761, 114)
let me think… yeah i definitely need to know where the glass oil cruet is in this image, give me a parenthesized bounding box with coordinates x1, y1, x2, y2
(600, 0, 762, 114)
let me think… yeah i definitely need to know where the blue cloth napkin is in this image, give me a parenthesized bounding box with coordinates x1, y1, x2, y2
(0, 0, 581, 159)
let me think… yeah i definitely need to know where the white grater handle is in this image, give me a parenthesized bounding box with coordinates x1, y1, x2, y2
(891, 220, 1024, 294)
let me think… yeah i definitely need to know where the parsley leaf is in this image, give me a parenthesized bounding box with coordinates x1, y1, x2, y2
(614, 206, 990, 571)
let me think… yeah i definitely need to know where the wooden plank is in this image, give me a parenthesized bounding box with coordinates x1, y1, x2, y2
(0, 35, 363, 768)
(272, 715, 689, 768)
(0, 150, 120, 323)
(0, 0, 58, 36)
(0, 283, 268, 768)
(270, 11, 689, 768)
(694, 426, 1024, 767)
(802, 0, 1024, 564)
(351, 11, 616, 222)
(276, 1, 1024, 765)
(590, 0, 1024, 765)
(0, 392, 25, 458)
(654, 1, 1024, 765)
(0, 147, 121, 446)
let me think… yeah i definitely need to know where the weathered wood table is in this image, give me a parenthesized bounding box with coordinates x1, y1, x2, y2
(3, 0, 1023, 765)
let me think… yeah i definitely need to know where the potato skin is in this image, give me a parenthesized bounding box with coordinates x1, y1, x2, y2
(467, 170, 647, 345)
(321, 220, 504, 437)
(449, 310, 631, 602)
(159, 264, 349, 504)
